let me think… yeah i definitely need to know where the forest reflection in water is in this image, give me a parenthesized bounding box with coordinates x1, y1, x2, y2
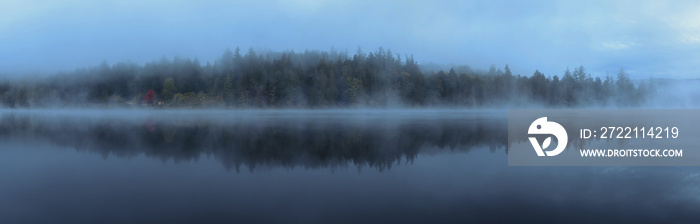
(0, 109, 508, 172)
(2, 110, 700, 223)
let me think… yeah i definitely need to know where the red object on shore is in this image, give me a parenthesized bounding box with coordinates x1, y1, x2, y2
(144, 89, 156, 105)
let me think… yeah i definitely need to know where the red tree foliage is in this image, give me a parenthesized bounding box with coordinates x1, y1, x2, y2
(144, 89, 156, 105)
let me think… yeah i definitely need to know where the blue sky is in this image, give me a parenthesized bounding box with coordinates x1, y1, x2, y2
(1, 0, 699, 79)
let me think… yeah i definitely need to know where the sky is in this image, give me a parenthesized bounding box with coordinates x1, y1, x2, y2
(1, 0, 700, 79)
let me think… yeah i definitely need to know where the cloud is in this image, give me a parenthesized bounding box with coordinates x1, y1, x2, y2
(601, 41, 635, 50)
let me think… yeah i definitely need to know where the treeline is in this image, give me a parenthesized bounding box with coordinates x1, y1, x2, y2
(0, 48, 652, 108)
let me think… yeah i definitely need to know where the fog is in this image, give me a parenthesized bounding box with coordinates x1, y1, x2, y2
(2, 1, 699, 108)
(0, 47, 697, 109)
(4, 2, 700, 222)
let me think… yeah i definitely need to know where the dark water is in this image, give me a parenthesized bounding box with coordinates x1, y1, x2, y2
(0, 109, 698, 223)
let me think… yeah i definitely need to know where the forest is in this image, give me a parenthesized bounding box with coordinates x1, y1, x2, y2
(0, 48, 653, 108)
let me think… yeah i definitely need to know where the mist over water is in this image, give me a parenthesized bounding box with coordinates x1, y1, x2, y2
(1, 110, 699, 223)
(3, 1, 700, 223)
(0, 47, 695, 223)
(0, 109, 507, 171)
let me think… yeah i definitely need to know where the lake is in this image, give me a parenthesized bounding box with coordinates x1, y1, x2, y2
(0, 109, 698, 223)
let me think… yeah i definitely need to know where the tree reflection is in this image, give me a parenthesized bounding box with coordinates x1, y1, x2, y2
(0, 113, 507, 172)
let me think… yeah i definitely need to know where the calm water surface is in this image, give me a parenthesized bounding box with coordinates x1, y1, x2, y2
(0, 109, 698, 223)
